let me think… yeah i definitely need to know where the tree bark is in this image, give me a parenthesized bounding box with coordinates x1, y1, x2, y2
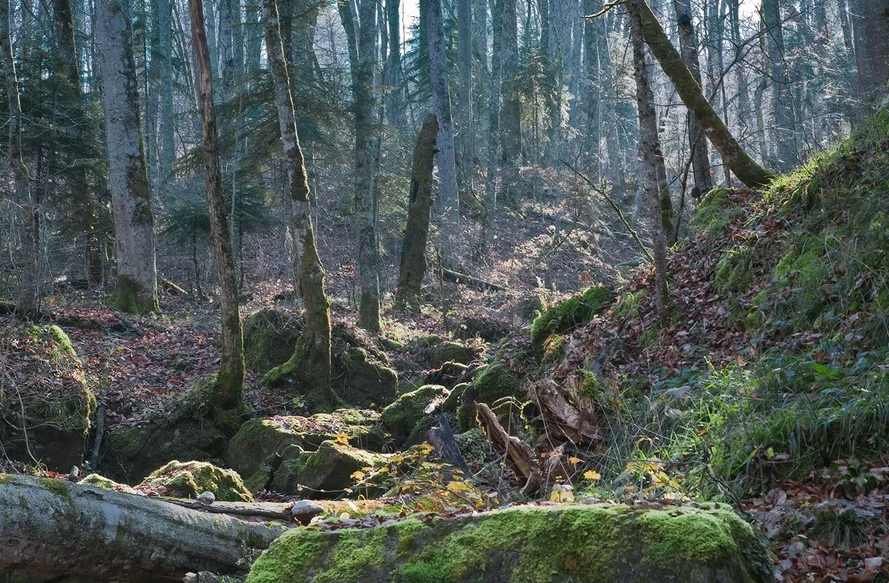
(862, 1, 889, 103)
(457, 0, 473, 193)
(0, 474, 289, 583)
(481, 0, 503, 255)
(762, 0, 798, 169)
(582, 0, 601, 165)
(0, 0, 39, 318)
(625, 0, 774, 188)
(96, 0, 159, 314)
(263, 0, 336, 409)
(499, 0, 521, 204)
(190, 0, 246, 409)
(672, 0, 712, 194)
(628, 1, 669, 324)
(385, 0, 406, 127)
(424, 0, 461, 263)
(396, 113, 439, 310)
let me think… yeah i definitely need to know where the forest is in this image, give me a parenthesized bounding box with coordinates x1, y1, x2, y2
(1, 0, 889, 580)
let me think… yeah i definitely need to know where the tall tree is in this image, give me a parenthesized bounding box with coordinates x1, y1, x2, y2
(457, 0, 472, 191)
(95, 0, 159, 314)
(762, 0, 798, 169)
(482, 0, 504, 254)
(424, 0, 460, 262)
(499, 0, 521, 204)
(385, 0, 406, 126)
(582, 0, 601, 165)
(1, 0, 38, 317)
(672, 0, 712, 194)
(861, 0, 889, 103)
(626, 0, 774, 188)
(627, 0, 668, 324)
(262, 0, 337, 411)
(396, 113, 439, 309)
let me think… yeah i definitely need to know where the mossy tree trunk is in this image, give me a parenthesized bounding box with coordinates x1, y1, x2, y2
(481, 0, 503, 256)
(396, 113, 440, 310)
(1, 0, 39, 318)
(626, 0, 775, 188)
(262, 0, 335, 411)
(95, 0, 159, 314)
(499, 0, 521, 205)
(189, 0, 245, 409)
(628, 2, 669, 325)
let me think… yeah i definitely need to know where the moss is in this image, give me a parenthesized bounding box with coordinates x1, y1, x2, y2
(110, 274, 157, 314)
(38, 477, 69, 498)
(530, 285, 611, 350)
(692, 188, 743, 236)
(242, 309, 302, 375)
(78, 473, 140, 494)
(425, 341, 478, 367)
(264, 351, 342, 413)
(715, 245, 756, 296)
(456, 362, 522, 431)
(138, 460, 253, 502)
(380, 385, 449, 444)
(245, 505, 771, 583)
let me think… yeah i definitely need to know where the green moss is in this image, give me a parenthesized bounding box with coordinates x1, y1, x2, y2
(381, 385, 449, 443)
(110, 274, 158, 314)
(530, 286, 611, 350)
(38, 478, 69, 497)
(692, 188, 743, 236)
(243, 308, 301, 375)
(715, 245, 756, 296)
(78, 473, 140, 494)
(138, 460, 253, 502)
(456, 362, 522, 431)
(246, 505, 771, 583)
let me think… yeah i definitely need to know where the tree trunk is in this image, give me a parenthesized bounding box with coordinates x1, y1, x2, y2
(626, 0, 774, 188)
(396, 113, 439, 309)
(582, 0, 601, 166)
(96, 0, 159, 314)
(457, 0, 473, 194)
(862, 1, 889, 103)
(672, 0, 712, 194)
(499, 0, 521, 204)
(762, 0, 798, 169)
(0, 475, 289, 583)
(263, 0, 336, 409)
(628, 2, 669, 324)
(1, 0, 39, 318)
(424, 0, 461, 263)
(385, 0, 405, 126)
(481, 0, 503, 255)
(190, 0, 246, 409)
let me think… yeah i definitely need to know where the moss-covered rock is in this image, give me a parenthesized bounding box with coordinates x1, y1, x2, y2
(456, 361, 523, 431)
(530, 286, 611, 350)
(424, 361, 470, 389)
(244, 504, 772, 583)
(78, 473, 140, 495)
(270, 440, 388, 497)
(380, 385, 449, 445)
(242, 308, 303, 375)
(137, 460, 253, 502)
(424, 340, 479, 368)
(332, 347, 398, 408)
(715, 245, 757, 296)
(225, 410, 385, 485)
(441, 382, 470, 414)
(0, 325, 95, 471)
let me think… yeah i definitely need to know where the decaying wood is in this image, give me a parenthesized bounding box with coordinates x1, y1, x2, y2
(426, 415, 470, 474)
(163, 498, 292, 521)
(0, 474, 290, 583)
(159, 276, 188, 295)
(530, 380, 602, 448)
(441, 268, 506, 292)
(474, 403, 540, 494)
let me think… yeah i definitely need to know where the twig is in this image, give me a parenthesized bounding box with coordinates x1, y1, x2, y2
(583, 0, 625, 20)
(561, 161, 654, 263)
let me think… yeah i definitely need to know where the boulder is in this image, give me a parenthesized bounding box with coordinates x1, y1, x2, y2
(245, 504, 772, 583)
(530, 285, 611, 350)
(225, 410, 385, 490)
(242, 308, 303, 375)
(456, 361, 523, 431)
(332, 347, 398, 408)
(137, 460, 253, 502)
(423, 339, 479, 368)
(424, 361, 470, 389)
(269, 440, 388, 497)
(380, 385, 449, 446)
(0, 325, 95, 471)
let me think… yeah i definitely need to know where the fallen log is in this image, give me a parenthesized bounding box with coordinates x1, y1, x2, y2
(474, 403, 541, 494)
(0, 474, 291, 583)
(441, 267, 507, 292)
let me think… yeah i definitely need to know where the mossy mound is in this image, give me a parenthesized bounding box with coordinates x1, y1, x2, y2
(269, 440, 388, 498)
(332, 347, 398, 408)
(456, 361, 523, 431)
(225, 410, 384, 491)
(78, 473, 140, 495)
(380, 385, 450, 446)
(424, 361, 470, 389)
(530, 286, 611, 350)
(244, 504, 772, 583)
(137, 460, 253, 502)
(103, 375, 235, 482)
(243, 308, 303, 375)
(0, 325, 95, 471)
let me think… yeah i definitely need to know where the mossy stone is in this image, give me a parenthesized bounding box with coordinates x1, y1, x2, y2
(530, 286, 611, 350)
(456, 362, 522, 431)
(380, 385, 450, 445)
(244, 504, 772, 583)
(332, 347, 398, 408)
(274, 440, 388, 497)
(78, 473, 139, 495)
(242, 308, 303, 375)
(424, 341, 479, 368)
(137, 460, 253, 502)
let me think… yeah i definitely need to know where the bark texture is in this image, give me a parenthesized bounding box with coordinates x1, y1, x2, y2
(190, 0, 246, 408)
(762, 0, 798, 169)
(396, 113, 440, 309)
(626, 0, 774, 188)
(95, 0, 159, 314)
(0, 474, 289, 583)
(499, 0, 521, 204)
